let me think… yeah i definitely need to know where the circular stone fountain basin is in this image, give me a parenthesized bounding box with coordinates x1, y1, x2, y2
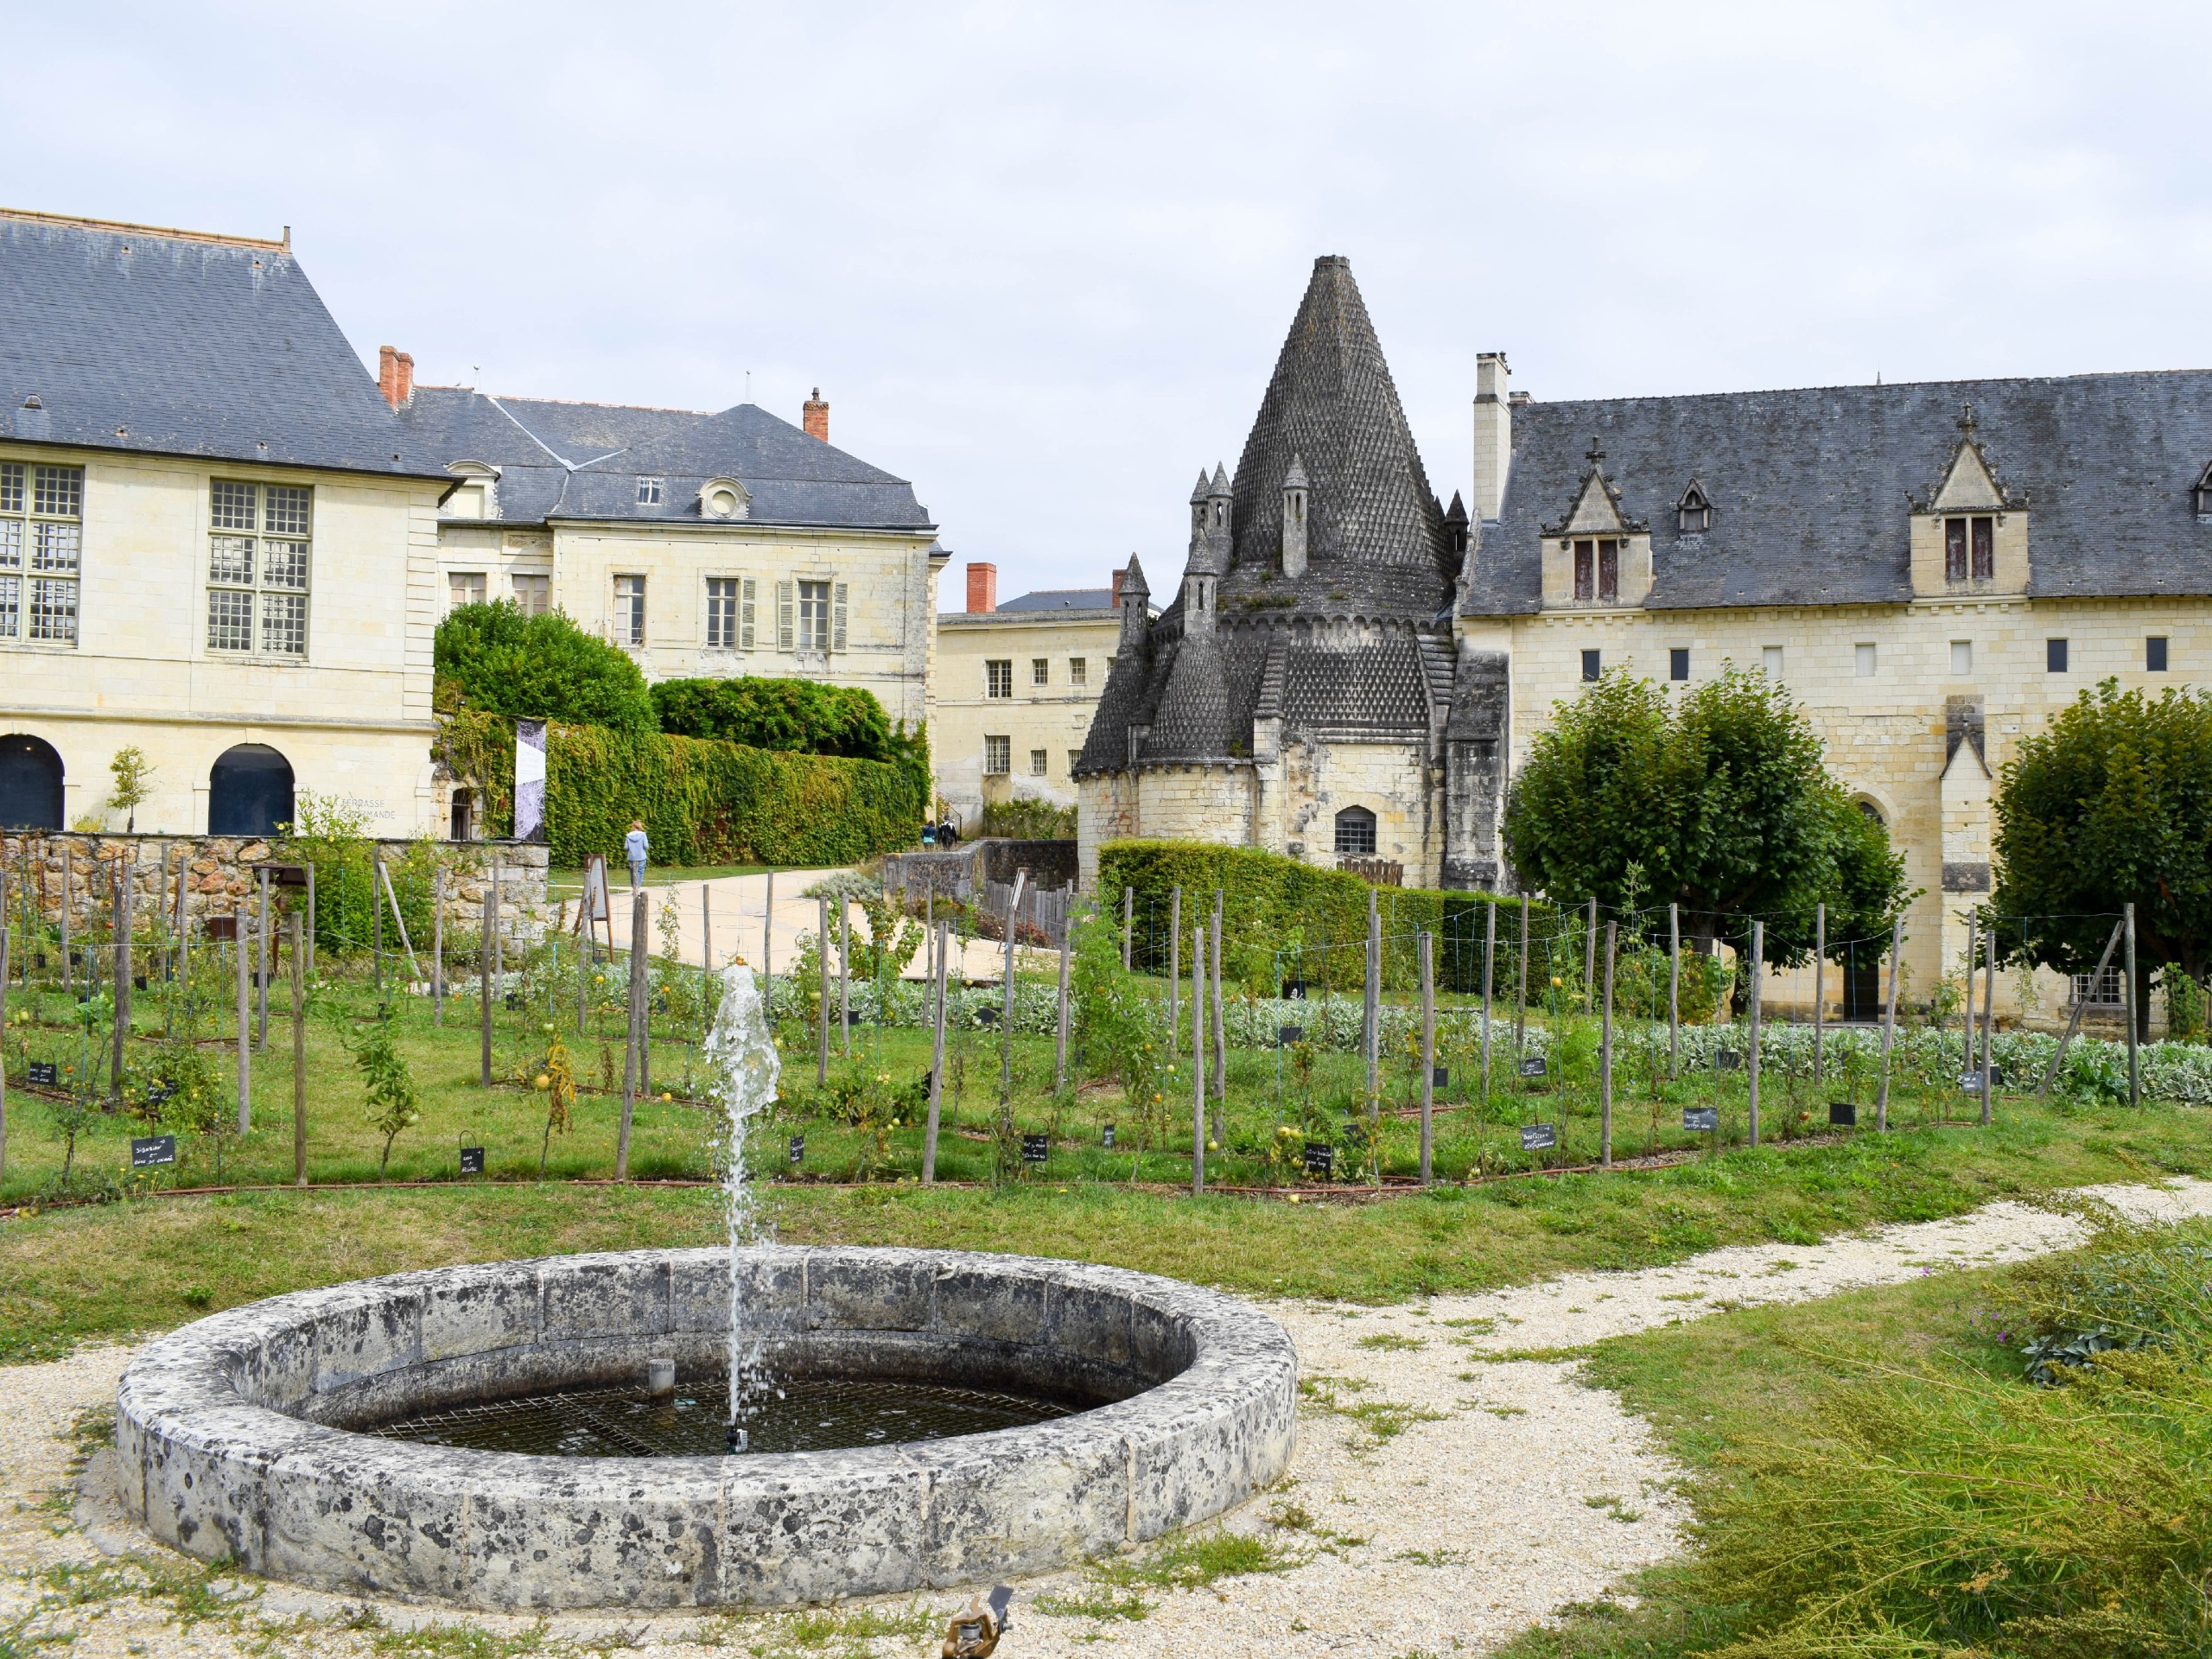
(114, 1245, 1299, 1610)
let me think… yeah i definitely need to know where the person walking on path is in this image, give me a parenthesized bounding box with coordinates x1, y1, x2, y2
(624, 821, 650, 891)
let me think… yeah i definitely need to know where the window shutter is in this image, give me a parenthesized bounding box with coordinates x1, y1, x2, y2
(776, 579, 794, 652)
(740, 577, 756, 650)
(832, 582, 849, 652)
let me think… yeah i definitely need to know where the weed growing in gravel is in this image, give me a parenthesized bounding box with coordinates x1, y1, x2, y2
(1465, 1345, 1594, 1363)
(365, 1618, 551, 1657)
(1034, 1587, 1151, 1621)
(1355, 1332, 1427, 1351)
(1581, 1495, 1643, 1524)
(1300, 1375, 1448, 1448)
(1091, 1529, 1300, 1596)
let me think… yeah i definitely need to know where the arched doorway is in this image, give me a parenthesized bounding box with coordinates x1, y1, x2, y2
(208, 744, 295, 836)
(0, 735, 63, 830)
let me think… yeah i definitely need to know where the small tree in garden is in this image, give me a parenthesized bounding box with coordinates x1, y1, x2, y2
(107, 745, 154, 832)
(1504, 668, 1909, 969)
(340, 1003, 422, 1175)
(1993, 680, 2212, 1042)
(537, 1028, 576, 1174)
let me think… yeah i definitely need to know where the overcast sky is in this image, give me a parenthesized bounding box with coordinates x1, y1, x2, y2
(16, 3, 2209, 601)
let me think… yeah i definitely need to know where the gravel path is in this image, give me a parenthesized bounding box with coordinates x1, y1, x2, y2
(8, 1177, 2209, 1659)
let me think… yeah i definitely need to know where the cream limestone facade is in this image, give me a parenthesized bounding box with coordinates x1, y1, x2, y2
(0, 442, 445, 835)
(435, 519, 942, 731)
(933, 599, 1120, 829)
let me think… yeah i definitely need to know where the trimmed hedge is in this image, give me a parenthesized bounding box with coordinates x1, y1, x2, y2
(436, 710, 928, 868)
(1096, 839, 1557, 996)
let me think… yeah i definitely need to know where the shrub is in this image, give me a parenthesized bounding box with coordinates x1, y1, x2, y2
(435, 601, 655, 733)
(982, 798, 1076, 839)
(652, 676, 896, 760)
(277, 794, 441, 957)
(1096, 840, 1553, 998)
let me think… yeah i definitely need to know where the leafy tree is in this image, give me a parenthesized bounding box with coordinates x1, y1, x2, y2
(434, 601, 654, 732)
(338, 1001, 422, 1174)
(1503, 669, 1909, 969)
(107, 745, 154, 832)
(1993, 680, 2212, 1040)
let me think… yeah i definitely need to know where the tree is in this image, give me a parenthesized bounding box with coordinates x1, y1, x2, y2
(651, 676, 893, 759)
(434, 601, 655, 732)
(107, 745, 154, 831)
(1503, 669, 1909, 969)
(339, 1002, 422, 1174)
(1992, 680, 2212, 1041)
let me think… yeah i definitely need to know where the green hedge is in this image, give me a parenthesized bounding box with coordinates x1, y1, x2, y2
(1096, 839, 1558, 997)
(437, 711, 928, 868)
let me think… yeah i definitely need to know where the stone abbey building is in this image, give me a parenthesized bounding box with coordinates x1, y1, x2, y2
(1077, 255, 2212, 995)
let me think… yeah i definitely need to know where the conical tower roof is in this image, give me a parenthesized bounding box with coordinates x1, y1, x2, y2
(1229, 255, 1447, 575)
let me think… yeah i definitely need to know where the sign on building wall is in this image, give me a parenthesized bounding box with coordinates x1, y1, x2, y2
(514, 719, 548, 842)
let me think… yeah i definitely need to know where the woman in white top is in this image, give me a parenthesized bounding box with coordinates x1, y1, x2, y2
(624, 820, 650, 888)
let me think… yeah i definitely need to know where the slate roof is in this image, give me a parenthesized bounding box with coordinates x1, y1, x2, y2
(0, 210, 439, 479)
(988, 588, 1115, 613)
(1465, 371, 2212, 614)
(401, 387, 935, 531)
(1079, 256, 1455, 775)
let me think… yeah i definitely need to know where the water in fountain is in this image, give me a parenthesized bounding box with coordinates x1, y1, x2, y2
(704, 961, 780, 1449)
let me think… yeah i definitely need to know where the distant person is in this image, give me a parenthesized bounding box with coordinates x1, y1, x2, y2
(921, 819, 938, 848)
(624, 820, 650, 889)
(938, 816, 959, 849)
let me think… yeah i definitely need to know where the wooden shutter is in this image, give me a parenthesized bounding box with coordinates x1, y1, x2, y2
(740, 577, 756, 650)
(776, 579, 794, 651)
(832, 582, 849, 652)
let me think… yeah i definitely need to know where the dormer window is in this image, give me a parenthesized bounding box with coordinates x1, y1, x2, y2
(1676, 482, 1712, 534)
(1573, 538, 1619, 603)
(1945, 515, 1994, 582)
(637, 477, 664, 506)
(2194, 461, 2212, 516)
(697, 477, 749, 520)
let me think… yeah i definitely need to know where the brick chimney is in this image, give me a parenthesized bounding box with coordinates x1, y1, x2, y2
(378, 345, 415, 410)
(1111, 565, 1125, 607)
(802, 386, 829, 442)
(966, 562, 997, 613)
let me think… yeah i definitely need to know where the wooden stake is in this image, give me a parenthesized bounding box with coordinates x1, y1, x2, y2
(432, 866, 446, 1024)
(372, 844, 385, 992)
(1167, 886, 1181, 1049)
(1480, 898, 1495, 1103)
(2125, 901, 2139, 1107)
(618, 886, 646, 1179)
(1055, 924, 1071, 1091)
(839, 902, 852, 1057)
(1980, 906, 1996, 1127)
(817, 895, 831, 1086)
(1746, 920, 1764, 1147)
(1600, 919, 1617, 1166)
(257, 867, 271, 1049)
(1192, 921, 1205, 1198)
(1122, 886, 1132, 970)
(60, 842, 71, 995)
(1211, 890, 1226, 1097)
(304, 861, 315, 981)
(1365, 889, 1380, 1103)
(480, 859, 498, 1088)
(923, 920, 949, 1182)
(1668, 902, 1681, 1077)
(1877, 912, 1902, 1130)
(1812, 901, 1825, 1084)
(1515, 892, 1529, 1052)
(111, 852, 133, 1108)
(1583, 896, 1597, 1001)
(1000, 871, 1025, 1105)
(762, 870, 775, 1013)
(1419, 930, 1434, 1185)
(291, 909, 307, 1186)
(235, 894, 251, 1134)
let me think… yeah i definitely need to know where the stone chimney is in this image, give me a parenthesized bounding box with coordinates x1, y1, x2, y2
(966, 562, 997, 613)
(803, 387, 829, 442)
(378, 345, 415, 410)
(1471, 352, 1510, 524)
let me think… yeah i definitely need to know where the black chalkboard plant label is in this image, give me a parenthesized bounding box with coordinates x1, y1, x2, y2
(1303, 1142, 1334, 1179)
(1518, 1056, 1547, 1078)
(131, 1135, 177, 1168)
(1683, 1106, 1719, 1133)
(460, 1147, 486, 1175)
(788, 1134, 805, 1166)
(1101, 1123, 1116, 1149)
(1828, 1102, 1857, 1127)
(1520, 1122, 1557, 1151)
(27, 1060, 59, 1088)
(1021, 1134, 1049, 1164)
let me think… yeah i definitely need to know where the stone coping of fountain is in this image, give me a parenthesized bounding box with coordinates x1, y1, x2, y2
(114, 1245, 1300, 1611)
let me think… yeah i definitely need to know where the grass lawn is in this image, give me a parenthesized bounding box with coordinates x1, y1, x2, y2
(545, 861, 792, 898)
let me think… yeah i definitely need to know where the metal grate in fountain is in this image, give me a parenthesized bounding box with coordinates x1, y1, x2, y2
(368, 1377, 1081, 1459)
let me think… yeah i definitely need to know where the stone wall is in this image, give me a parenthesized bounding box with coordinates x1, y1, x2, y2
(0, 831, 546, 941)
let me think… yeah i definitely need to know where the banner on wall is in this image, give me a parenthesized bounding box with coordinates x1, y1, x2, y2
(514, 719, 548, 842)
